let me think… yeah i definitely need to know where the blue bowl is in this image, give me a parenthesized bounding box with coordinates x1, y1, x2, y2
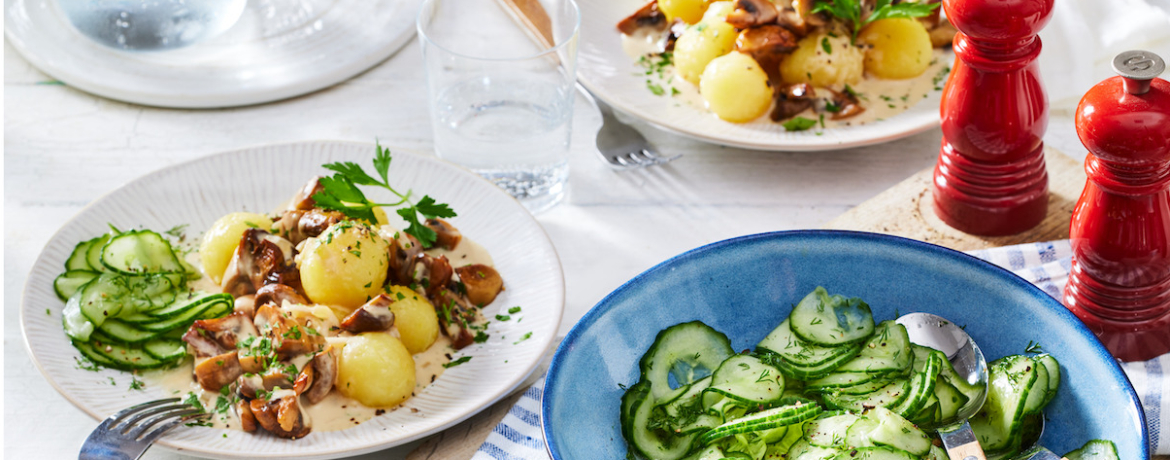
(542, 231, 1148, 459)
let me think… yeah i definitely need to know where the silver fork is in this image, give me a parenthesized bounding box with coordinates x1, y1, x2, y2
(577, 83, 681, 169)
(80, 398, 210, 460)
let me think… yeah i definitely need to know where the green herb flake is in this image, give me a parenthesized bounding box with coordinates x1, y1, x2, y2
(129, 376, 145, 391)
(513, 332, 533, 345)
(647, 80, 665, 96)
(495, 314, 511, 321)
(821, 36, 832, 54)
(443, 356, 473, 368)
(508, 306, 522, 314)
(782, 116, 819, 132)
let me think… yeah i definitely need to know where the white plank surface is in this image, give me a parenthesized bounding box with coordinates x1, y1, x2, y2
(4, 21, 1086, 459)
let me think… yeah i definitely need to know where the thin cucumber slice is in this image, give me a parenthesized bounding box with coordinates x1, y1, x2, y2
(639, 321, 735, 403)
(142, 291, 225, 320)
(1033, 354, 1060, 407)
(925, 445, 948, 460)
(71, 339, 116, 367)
(806, 369, 890, 390)
(705, 354, 785, 405)
(77, 273, 175, 326)
(54, 270, 99, 302)
(682, 445, 725, 460)
(698, 402, 822, 446)
(760, 344, 861, 381)
(865, 407, 931, 456)
(1064, 440, 1120, 460)
(828, 446, 916, 460)
(909, 393, 940, 427)
(822, 379, 911, 412)
(1022, 357, 1049, 415)
(844, 416, 879, 448)
(100, 229, 184, 275)
(788, 439, 840, 460)
(804, 413, 859, 448)
(621, 380, 650, 445)
(788, 287, 875, 346)
(829, 378, 894, 396)
(758, 319, 862, 367)
(136, 295, 231, 332)
(143, 338, 186, 361)
(834, 321, 911, 374)
(96, 318, 161, 344)
(89, 338, 172, 370)
(892, 352, 940, 420)
(938, 348, 984, 406)
(626, 380, 699, 460)
(63, 292, 95, 341)
(933, 378, 968, 423)
(85, 234, 111, 272)
(969, 355, 1038, 453)
(657, 376, 720, 435)
(65, 238, 96, 271)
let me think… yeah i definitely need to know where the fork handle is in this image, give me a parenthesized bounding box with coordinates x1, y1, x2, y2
(575, 82, 613, 118)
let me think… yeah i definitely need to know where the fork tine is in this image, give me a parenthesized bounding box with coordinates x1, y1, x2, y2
(137, 413, 211, 445)
(125, 408, 204, 439)
(116, 403, 192, 430)
(107, 398, 181, 425)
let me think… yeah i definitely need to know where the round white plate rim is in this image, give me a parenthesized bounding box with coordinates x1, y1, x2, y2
(3, 0, 418, 108)
(20, 140, 566, 459)
(576, 0, 946, 152)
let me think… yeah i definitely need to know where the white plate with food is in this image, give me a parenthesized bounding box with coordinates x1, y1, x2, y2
(4, 0, 417, 108)
(20, 141, 564, 459)
(578, 0, 957, 151)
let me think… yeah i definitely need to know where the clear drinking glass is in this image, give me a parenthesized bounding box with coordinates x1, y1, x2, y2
(417, 0, 580, 214)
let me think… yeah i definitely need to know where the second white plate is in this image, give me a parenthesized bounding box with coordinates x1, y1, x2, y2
(578, 0, 950, 151)
(5, 0, 418, 108)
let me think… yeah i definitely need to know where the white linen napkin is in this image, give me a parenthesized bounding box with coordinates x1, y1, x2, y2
(474, 240, 1170, 458)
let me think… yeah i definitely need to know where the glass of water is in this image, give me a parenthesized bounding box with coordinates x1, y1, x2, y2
(417, 0, 580, 214)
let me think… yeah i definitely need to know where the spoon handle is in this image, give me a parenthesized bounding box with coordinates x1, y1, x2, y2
(939, 421, 987, 460)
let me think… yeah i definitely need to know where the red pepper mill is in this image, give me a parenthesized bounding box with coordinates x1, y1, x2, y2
(931, 0, 1053, 236)
(1065, 50, 1170, 363)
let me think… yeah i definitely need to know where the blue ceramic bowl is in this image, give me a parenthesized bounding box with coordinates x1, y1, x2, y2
(542, 231, 1148, 459)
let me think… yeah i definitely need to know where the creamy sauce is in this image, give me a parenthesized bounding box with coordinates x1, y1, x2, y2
(620, 29, 951, 129)
(154, 232, 497, 433)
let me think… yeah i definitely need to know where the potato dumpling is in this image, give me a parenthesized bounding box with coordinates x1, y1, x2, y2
(337, 333, 416, 408)
(673, 20, 737, 85)
(779, 31, 864, 87)
(658, 0, 708, 24)
(858, 18, 933, 79)
(385, 285, 440, 354)
(299, 221, 390, 310)
(700, 52, 774, 122)
(700, 1, 734, 23)
(200, 212, 273, 284)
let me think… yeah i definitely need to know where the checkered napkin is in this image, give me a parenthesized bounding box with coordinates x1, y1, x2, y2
(474, 241, 1169, 458)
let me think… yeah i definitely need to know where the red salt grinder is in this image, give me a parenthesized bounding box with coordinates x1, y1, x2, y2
(1064, 50, 1170, 362)
(931, 0, 1053, 236)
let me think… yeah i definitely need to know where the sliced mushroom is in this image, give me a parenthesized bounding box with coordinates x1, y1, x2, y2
(254, 304, 325, 359)
(827, 87, 865, 120)
(274, 209, 307, 244)
(236, 368, 295, 399)
(255, 284, 309, 309)
(237, 400, 258, 433)
(305, 347, 337, 404)
(420, 255, 454, 298)
(223, 229, 300, 296)
(194, 351, 243, 392)
(424, 218, 463, 250)
(771, 83, 816, 121)
(454, 264, 505, 307)
(735, 25, 798, 82)
(297, 209, 342, 240)
(233, 294, 257, 318)
(928, 17, 957, 48)
(183, 312, 259, 357)
(386, 233, 425, 285)
(220, 255, 253, 298)
(340, 294, 396, 333)
(249, 392, 311, 439)
(616, 1, 668, 35)
(726, 0, 779, 28)
(290, 177, 324, 211)
(431, 288, 477, 349)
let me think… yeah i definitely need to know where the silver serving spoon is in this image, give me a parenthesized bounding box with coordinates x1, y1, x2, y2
(896, 313, 990, 460)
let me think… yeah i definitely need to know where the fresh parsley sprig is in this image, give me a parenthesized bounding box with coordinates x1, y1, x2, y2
(312, 142, 457, 247)
(812, 0, 940, 43)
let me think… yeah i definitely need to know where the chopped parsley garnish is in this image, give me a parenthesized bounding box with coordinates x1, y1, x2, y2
(508, 306, 522, 314)
(646, 80, 666, 96)
(183, 392, 206, 412)
(495, 314, 511, 321)
(513, 332, 532, 345)
(443, 356, 473, 368)
(821, 36, 832, 54)
(474, 330, 490, 343)
(311, 142, 456, 247)
(75, 356, 101, 372)
(782, 116, 819, 132)
(129, 376, 145, 391)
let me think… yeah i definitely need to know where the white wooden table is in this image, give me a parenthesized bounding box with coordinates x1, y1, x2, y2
(3, 29, 1088, 459)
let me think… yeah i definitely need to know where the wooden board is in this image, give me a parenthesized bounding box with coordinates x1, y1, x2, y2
(824, 147, 1085, 251)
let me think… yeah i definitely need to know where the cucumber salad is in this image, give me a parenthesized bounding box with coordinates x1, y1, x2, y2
(619, 287, 1120, 460)
(53, 144, 507, 439)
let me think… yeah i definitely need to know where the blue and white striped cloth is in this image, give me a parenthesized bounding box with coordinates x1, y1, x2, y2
(475, 241, 1170, 458)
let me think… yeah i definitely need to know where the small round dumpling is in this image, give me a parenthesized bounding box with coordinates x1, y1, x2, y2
(673, 20, 738, 85)
(700, 52, 774, 122)
(858, 18, 933, 79)
(385, 285, 440, 354)
(200, 212, 273, 284)
(779, 31, 864, 87)
(337, 333, 416, 408)
(299, 221, 390, 310)
(658, 0, 709, 24)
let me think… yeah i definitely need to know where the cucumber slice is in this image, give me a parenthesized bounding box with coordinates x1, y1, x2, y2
(96, 318, 161, 344)
(828, 446, 916, 460)
(1022, 358, 1049, 415)
(657, 376, 720, 435)
(639, 321, 735, 403)
(969, 355, 1038, 453)
(933, 378, 968, 423)
(865, 407, 931, 456)
(71, 339, 116, 367)
(142, 291, 225, 320)
(924, 445, 949, 460)
(143, 338, 186, 361)
(758, 319, 862, 367)
(53, 270, 99, 302)
(621, 380, 650, 445)
(100, 229, 184, 275)
(822, 379, 911, 412)
(62, 292, 95, 341)
(698, 402, 822, 445)
(1064, 440, 1120, 460)
(788, 439, 840, 460)
(806, 369, 890, 390)
(833, 321, 911, 374)
(761, 343, 862, 381)
(909, 393, 940, 427)
(804, 413, 859, 448)
(136, 295, 231, 332)
(829, 378, 894, 396)
(85, 234, 111, 272)
(682, 445, 725, 460)
(65, 238, 96, 271)
(892, 352, 940, 420)
(89, 338, 172, 370)
(626, 380, 699, 460)
(844, 416, 879, 448)
(705, 354, 785, 405)
(788, 287, 875, 346)
(1033, 354, 1060, 407)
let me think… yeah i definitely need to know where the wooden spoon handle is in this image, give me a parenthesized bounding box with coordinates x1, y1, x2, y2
(495, 0, 555, 49)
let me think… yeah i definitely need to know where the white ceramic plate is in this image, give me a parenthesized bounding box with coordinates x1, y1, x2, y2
(4, 0, 418, 108)
(20, 141, 565, 459)
(577, 0, 950, 151)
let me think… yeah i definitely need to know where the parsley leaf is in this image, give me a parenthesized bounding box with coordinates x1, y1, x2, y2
(443, 356, 472, 368)
(782, 116, 819, 132)
(312, 142, 457, 247)
(812, 0, 939, 43)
